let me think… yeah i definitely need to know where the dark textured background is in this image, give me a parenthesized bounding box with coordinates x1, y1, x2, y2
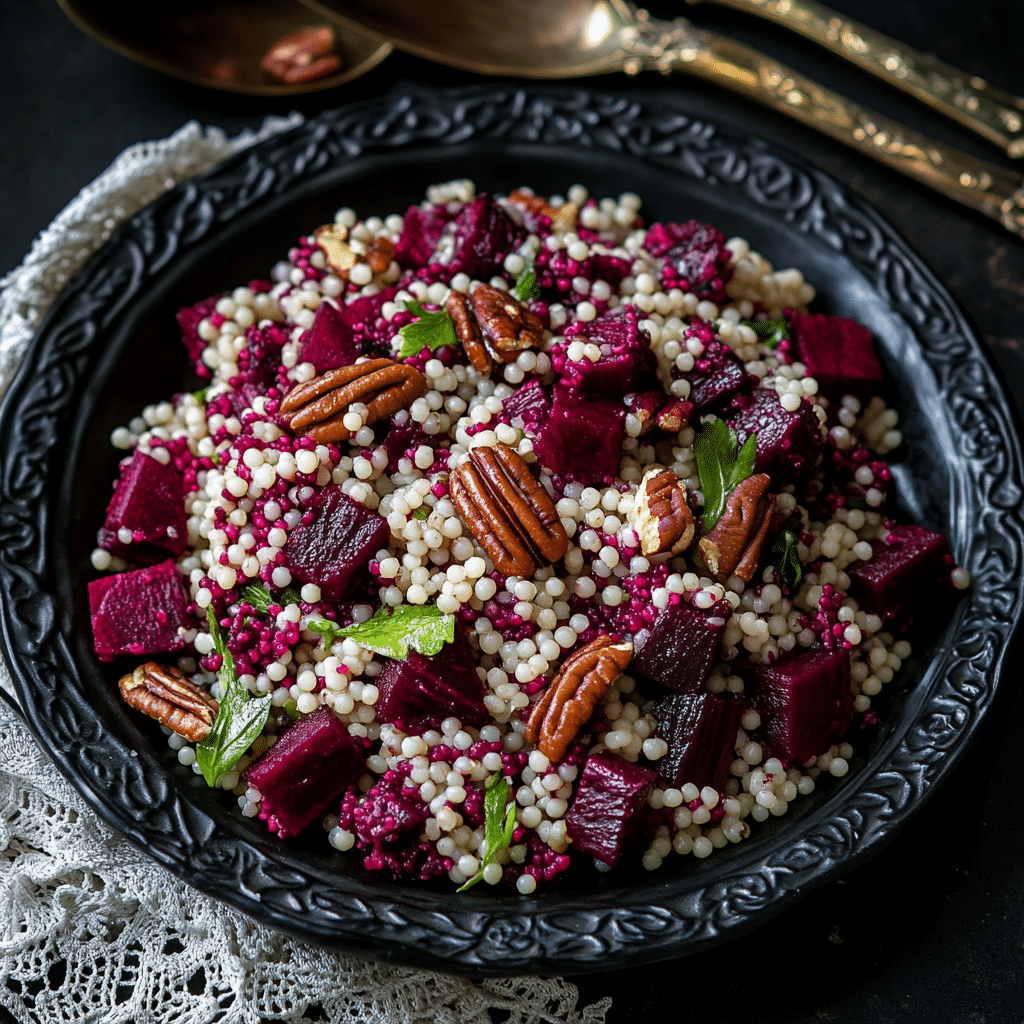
(3, 1, 1024, 1021)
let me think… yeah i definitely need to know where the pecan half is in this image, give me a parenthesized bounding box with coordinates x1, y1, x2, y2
(261, 26, 341, 85)
(446, 291, 492, 375)
(470, 284, 544, 363)
(524, 636, 633, 762)
(119, 662, 218, 742)
(450, 442, 568, 576)
(364, 235, 396, 275)
(632, 467, 694, 558)
(280, 359, 428, 443)
(698, 473, 775, 582)
(508, 189, 579, 233)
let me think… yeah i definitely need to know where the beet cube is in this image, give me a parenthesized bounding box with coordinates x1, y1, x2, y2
(299, 300, 359, 373)
(643, 221, 733, 303)
(652, 691, 744, 792)
(97, 450, 187, 563)
(394, 203, 457, 269)
(378, 419, 433, 472)
(374, 625, 487, 732)
(789, 312, 882, 398)
(499, 379, 552, 438)
(340, 285, 400, 356)
(283, 486, 390, 603)
(447, 194, 526, 279)
(679, 335, 754, 413)
(562, 306, 656, 395)
(847, 524, 951, 622)
(741, 646, 853, 765)
(246, 706, 366, 838)
(729, 387, 825, 482)
(565, 750, 658, 867)
(534, 383, 625, 484)
(632, 600, 729, 694)
(89, 559, 192, 662)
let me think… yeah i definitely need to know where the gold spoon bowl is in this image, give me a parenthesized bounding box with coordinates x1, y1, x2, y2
(57, 0, 392, 96)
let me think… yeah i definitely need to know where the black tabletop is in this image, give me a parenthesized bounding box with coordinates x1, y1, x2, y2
(4, 2, 1024, 1021)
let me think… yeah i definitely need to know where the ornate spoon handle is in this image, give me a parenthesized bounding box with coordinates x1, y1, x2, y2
(684, 0, 1024, 158)
(619, 14, 1024, 239)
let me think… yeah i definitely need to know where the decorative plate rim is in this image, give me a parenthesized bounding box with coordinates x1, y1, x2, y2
(1, 82, 1022, 975)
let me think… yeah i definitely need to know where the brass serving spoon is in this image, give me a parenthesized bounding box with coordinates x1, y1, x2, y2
(57, 0, 392, 96)
(299, 0, 1024, 239)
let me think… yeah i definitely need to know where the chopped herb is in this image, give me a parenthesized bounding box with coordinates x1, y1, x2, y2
(308, 603, 455, 660)
(191, 386, 209, 403)
(240, 585, 304, 615)
(281, 699, 302, 722)
(413, 505, 431, 520)
(196, 607, 271, 787)
(397, 300, 456, 359)
(694, 419, 757, 531)
(742, 318, 789, 351)
(458, 773, 517, 891)
(514, 255, 540, 303)
(769, 529, 803, 591)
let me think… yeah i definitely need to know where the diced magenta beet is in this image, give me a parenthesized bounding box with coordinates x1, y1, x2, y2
(848, 524, 951, 622)
(246, 706, 366, 839)
(678, 333, 754, 413)
(740, 646, 853, 765)
(565, 750, 657, 867)
(374, 626, 487, 732)
(299, 300, 359, 372)
(623, 390, 693, 435)
(175, 294, 221, 378)
(236, 321, 288, 387)
(562, 306, 656, 395)
(789, 312, 882, 397)
(498, 379, 552, 438)
(447, 194, 526, 279)
(283, 486, 390, 602)
(534, 383, 625, 484)
(353, 770, 430, 843)
(97, 450, 187, 563)
(653, 691, 744, 791)
(89, 559, 192, 662)
(225, 381, 267, 420)
(341, 285, 400, 355)
(394, 203, 457, 269)
(643, 220, 733, 303)
(632, 599, 730, 694)
(379, 419, 433, 471)
(729, 387, 825, 482)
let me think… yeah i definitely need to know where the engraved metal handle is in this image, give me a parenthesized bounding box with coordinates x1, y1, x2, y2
(685, 0, 1024, 158)
(619, 14, 1024, 240)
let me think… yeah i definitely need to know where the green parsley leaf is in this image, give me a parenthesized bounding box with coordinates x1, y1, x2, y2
(282, 699, 302, 722)
(768, 529, 803, 592)
(514, 256, 540, 303)
(191, 386, 209, 403)
(693, 419, 758, 531)
(397, 300, 456, 359)
(458, 773, 517, 891)
(196, 606, 271, 787)
(413, 505, 430, 520)
(308, 603, 455, 660)
(742, 318, 789, 351)
(240, 585, 304, 614)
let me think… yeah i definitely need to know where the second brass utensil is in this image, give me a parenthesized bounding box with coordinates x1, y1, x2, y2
(686, 0, 1024, 159)
(299, 0, 1024, 239)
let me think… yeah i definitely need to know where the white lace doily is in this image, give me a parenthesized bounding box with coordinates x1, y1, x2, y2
(0, 119, 611, 1024)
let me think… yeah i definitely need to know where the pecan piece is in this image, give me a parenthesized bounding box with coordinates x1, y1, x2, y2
(119, 662, 218, 742)
(314, 224, 357, 276)
(261, 26, 341, 85)
(470, 283, 544, 364)
(698, 473, 775, 582)
(450, 442, 568, 576)
(446, 291, 492, 375)
(632, 467, 694, 558)
(280, 359, 428, 443)
(508, 189, 579, 233)
(524, 636, 633, 762)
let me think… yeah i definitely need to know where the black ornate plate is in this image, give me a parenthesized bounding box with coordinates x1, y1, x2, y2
(1, 84, 1022, 976)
